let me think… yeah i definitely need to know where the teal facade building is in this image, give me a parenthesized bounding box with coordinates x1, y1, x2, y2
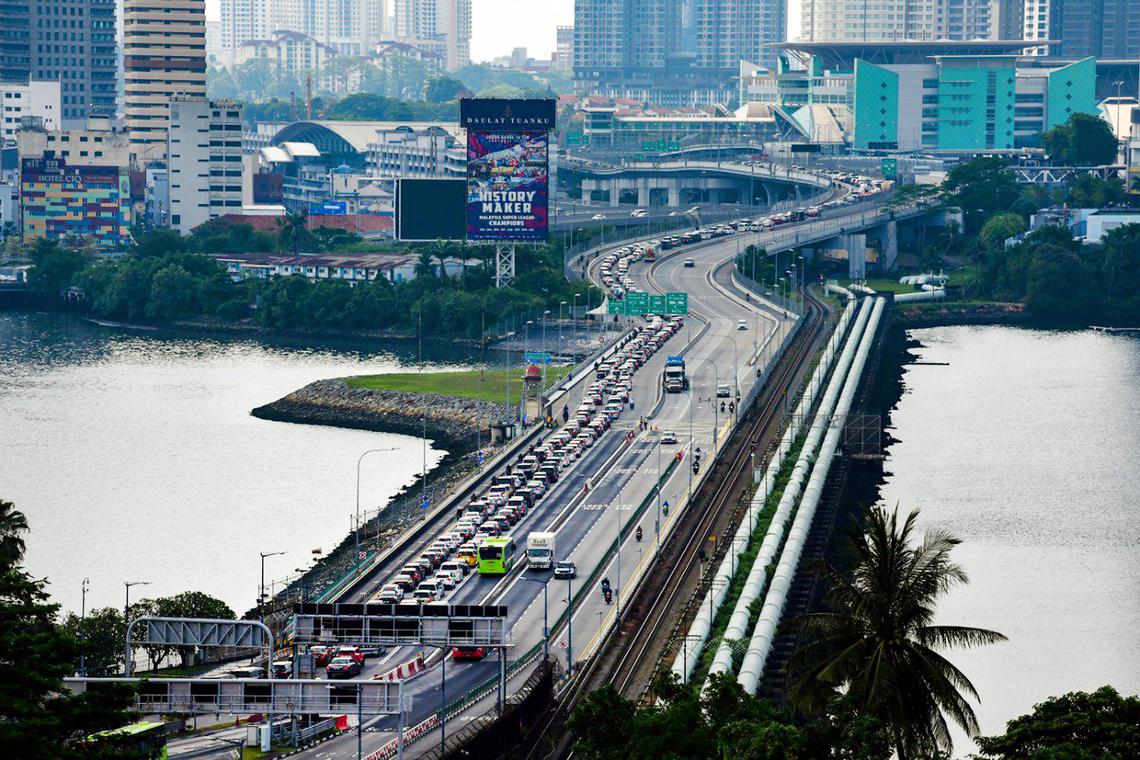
(852, 55, 1099, 153)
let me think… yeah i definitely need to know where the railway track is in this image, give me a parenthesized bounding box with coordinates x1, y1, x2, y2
(607, 281, 828, 699)
(525, 274, 831, 760)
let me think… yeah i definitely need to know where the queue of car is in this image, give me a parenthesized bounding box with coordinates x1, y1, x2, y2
(368, 309, 684, 633)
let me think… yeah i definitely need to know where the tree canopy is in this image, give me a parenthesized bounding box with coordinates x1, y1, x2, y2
(1042, 112, 1119, 167)
(570, 672, 892, 760)
(0, 499, 141, 757)
(943, 158, 1022, 233)
(975, 686, 1140, 760)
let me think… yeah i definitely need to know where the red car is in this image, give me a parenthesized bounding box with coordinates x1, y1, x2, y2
(336, 646, 365, 664)
(451, 646, 486, 662)
(311, 646, 333, 667)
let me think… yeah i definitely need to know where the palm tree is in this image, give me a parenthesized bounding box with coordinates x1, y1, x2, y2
(789, 506, 1006, 758)
(276, 213, 308, 255)
(0, 498, 29, 567)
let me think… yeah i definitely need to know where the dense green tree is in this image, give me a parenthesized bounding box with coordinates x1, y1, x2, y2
(1100, 223, 1140, 321)
(132, 228, 187, 259)
(975, 686, 1140, 760)
(0, 500, 140, 758)
(145, 264, 201, 322)
(1025, 243, 1102, 322)
(788, 507, 1006, 758)
(422, 76, 468, 103)
(1042, 112, 1118, 167)
(943, 158, 1022, 233)
(979, 212, 1028, 255)
(26, 238, 87, 297)
(1065, 174, 1126, 208)
(59, 607, 125, 676)
(569, 684, 637, 759)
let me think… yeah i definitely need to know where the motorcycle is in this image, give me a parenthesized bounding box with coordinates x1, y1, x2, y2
(720, 401, 726, 413)
(635, 526, 643, 542)
(603, 587, 613, 605)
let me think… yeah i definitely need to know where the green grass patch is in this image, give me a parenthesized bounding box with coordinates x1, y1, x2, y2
(836, 277, 919, 295)
(346, 367, 572, 403)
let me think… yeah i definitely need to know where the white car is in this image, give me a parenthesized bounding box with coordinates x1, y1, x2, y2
(737, 319, 748, 330)
(591, 213, 606, 220)
(661, 431, 678, 444)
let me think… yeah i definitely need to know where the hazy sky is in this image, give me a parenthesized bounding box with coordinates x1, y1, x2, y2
(205, 0, 802, 64)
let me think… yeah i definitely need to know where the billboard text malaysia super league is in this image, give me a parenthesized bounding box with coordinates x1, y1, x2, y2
(460, 99, 555, 242)
(465, 130, 549, 241)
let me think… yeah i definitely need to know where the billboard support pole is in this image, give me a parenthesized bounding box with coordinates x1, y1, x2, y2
(495, 243, 515, 288)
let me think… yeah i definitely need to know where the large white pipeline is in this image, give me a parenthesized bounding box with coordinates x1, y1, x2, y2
(700, 297, 875, 684)
(849, 282, 876, 296)
(894, 288, 946, 303)
(668, 297, 867, 683)
(737, 296, 887, 694)
(824, 282, 855, 300)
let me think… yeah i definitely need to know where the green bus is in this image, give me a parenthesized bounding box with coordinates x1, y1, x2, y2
(478, 536, 516, 575)
(89, 720, 168, 758)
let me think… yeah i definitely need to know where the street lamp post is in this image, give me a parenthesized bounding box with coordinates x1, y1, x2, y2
(80, 578, 89, 676)
(559, 301, 567, 356)
(572, 294, 581, 342)
(259, 552, 284, 622)
(355, 448, 398, 574)
(124, 580, 150, 674)
(565, 577, 574, 675)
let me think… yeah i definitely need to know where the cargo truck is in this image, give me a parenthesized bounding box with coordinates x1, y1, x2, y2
(526, 531, 556, 570)
(663, 355, 689, 393)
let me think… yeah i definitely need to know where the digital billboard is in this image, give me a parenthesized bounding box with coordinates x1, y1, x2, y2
(465, 130, 549, 241)
(461, 98, 555, 243)
(395, 178, 466, 241)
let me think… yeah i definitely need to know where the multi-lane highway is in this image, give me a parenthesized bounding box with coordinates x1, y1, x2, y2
(168, 175, 907, 760)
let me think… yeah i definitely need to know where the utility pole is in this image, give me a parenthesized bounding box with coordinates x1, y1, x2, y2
(259, 552, 284, 622)
(80, 578, 89, 676)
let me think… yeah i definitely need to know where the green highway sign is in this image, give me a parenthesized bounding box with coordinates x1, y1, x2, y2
(625, 291, 649, 314)
(881, 158, 898, 180)
(565, 132, 582, 145)
(648, 294, 667, 314)
(641, 140, 658, 152)
(607, 298, 624, 315)
(667, 141, 681, 152)
(665, 291, 689, 315)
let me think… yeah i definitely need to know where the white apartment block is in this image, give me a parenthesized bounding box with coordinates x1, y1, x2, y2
(219, 0, 386, 61)
(0, 82, 61, 143)
(168, 98, 245, 233)
(800, 0, 993, 42)
(392, 0, 471, 70)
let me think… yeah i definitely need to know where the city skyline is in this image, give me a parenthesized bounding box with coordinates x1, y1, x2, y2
(202, 0, 805, 63)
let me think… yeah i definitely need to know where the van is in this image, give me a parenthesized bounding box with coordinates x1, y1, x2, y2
(440, 560, 467, 582)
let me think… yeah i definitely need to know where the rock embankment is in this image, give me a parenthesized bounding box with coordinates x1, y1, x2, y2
(251, 378, 501, 453)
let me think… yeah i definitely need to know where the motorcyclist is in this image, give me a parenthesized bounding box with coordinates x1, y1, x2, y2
(720, 401, 726, 413)
(635, 526, 643, 542)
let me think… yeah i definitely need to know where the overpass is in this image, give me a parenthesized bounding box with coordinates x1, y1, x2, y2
(560, 156, 835, 209)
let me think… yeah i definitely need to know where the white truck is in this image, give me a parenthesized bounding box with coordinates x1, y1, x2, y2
(526, 531, 556, 570)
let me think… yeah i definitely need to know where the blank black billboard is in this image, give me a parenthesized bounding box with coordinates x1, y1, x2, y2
(396, 179, 466, 241)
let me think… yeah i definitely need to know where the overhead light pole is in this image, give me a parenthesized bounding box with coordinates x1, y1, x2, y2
(259, 552, 284, 622)
(123, 580, 150, 674)
(355, 448, 398, 573)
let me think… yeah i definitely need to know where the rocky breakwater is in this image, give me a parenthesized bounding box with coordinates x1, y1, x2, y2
(251, 378, 501, 454)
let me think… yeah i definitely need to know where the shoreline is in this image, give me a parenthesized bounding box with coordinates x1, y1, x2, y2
(250, 377, 507, 615)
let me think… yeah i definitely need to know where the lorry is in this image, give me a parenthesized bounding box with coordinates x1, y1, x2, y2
(663, 355, 689, 393)
(526, 531, 556, 570)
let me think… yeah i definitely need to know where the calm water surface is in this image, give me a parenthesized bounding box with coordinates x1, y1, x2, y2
(0, 312, 462, 617)
(879, 326, 1140, 755)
